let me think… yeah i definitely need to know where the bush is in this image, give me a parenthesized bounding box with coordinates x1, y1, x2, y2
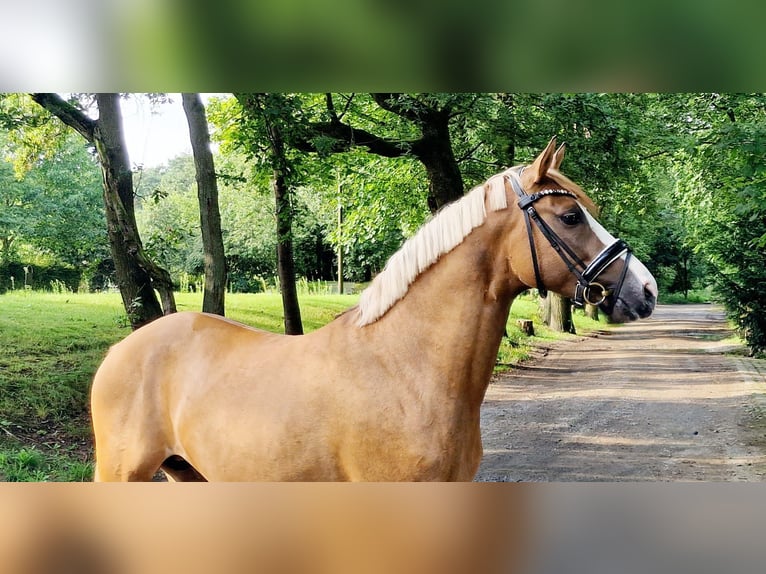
(714, 269, 766, 355)
(0, 262, 82, 293)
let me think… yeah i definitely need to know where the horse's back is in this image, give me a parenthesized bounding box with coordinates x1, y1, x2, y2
(93, 311, 283, 408)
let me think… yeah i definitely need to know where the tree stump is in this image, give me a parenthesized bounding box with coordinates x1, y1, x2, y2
(516, 319, 535, 336)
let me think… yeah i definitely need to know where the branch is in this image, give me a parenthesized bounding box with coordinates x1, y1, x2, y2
(337, 93, 354, 122)
(371, 93, 428, 123)
(29, 93, 97, 142)
(455, 141, 484, 163)
(325, 93, 355, 123)
(297, 121, 414, 158)
(235, 92, 416, 160)
(638, 149, 673, 161)
(325, 93, 338, 122)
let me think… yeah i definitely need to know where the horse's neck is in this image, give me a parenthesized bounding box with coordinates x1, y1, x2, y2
(362, 220, 526, 404)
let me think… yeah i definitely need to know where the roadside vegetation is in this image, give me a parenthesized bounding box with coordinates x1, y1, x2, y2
(658, 288, 714, 305)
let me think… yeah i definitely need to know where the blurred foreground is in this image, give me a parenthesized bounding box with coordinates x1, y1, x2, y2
(0, 484, 522, 574)
(2, 484, 766, 574)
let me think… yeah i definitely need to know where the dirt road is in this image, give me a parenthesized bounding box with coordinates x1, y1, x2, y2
(476, 304, 766, 481)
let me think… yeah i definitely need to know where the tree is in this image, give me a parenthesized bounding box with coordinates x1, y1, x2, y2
(668, 93, 766, 353)
(0, 131, 107, 268)
(182, 93, 227, 316)
(234, 93, 303, 335)
(0, 147, 36, 263)
(29, 93, 175, 328)
(288, 93, 493, 213)
(135, 155, 203, 287)
(322, 152, 429, 282)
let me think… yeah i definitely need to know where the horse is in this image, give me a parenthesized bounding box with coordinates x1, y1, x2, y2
(90, 137, 657, 481)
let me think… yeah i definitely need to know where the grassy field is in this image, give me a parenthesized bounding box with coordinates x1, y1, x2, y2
(0, 289, 605, 481)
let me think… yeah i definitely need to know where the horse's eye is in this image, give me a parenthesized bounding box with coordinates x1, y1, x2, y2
(560, 211, 582, 226)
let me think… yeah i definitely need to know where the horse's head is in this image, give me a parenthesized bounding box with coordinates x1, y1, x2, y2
(506, 137, 657, 323)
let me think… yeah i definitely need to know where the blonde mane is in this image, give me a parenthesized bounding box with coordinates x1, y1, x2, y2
(356, 169, 513, 327)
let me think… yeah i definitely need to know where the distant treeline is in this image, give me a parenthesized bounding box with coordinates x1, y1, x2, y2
(0, 262, 116, 294)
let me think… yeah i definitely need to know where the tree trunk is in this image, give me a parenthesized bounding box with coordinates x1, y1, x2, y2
(31, 92, 176, 329)
(94, 94, 176, 327)
(267, 112, 303, 335)
(584, 304, 600, 321)
(182, 93, 227, 316)
(273, 166, 303, 335)
(516, 319, 534, 336)
(233, 93, 303, 335)
(414, 111, 465, 213)
(543, 292, 576, 334)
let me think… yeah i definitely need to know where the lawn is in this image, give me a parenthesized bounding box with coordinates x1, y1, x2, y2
(0, 289, 605, 480)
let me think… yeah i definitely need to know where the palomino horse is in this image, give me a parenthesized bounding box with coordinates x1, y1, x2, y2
(91, 137, 657, 481)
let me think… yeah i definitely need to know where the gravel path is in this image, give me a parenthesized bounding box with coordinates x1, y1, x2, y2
(476, 304, 766, 481)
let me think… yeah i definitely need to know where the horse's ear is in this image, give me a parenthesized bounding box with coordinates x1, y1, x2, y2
(552, 142, 566, 170)
(530, 137, 557, 183)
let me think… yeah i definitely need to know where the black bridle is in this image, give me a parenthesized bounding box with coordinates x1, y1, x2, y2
(505, 168, 633, 310)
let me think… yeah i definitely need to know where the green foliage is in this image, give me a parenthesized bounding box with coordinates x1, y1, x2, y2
(135, 151, 337, 289)
(136, 154, 202, 278)
(325, 153, 429, 281)
(207, 94, 432, 284)
(0, 93, 72, 176)
(0, 130, 107, 283)
(669, 94, 766, 353)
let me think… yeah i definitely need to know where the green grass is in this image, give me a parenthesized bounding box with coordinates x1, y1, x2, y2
(497, 293, 607, 371)
(0, 290, 363, 481)
(175, 292, 359, 333)
(0, 291, 130, 481)
(0, 289, 611, 480)
(0, 444, 93, 481)
(658, 287, 714, 305)
(0, 292, 128, 429)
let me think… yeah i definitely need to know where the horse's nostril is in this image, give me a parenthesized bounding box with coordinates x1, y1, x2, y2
(644, 284, 655, 302)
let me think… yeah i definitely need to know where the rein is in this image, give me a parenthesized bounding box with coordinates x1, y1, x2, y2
(505, 168, 633, 310)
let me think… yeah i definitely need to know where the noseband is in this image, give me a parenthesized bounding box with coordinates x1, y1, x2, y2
(505, 168, 633, 310)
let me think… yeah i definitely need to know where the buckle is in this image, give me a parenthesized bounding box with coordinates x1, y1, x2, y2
(517, 194, 536, 210)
